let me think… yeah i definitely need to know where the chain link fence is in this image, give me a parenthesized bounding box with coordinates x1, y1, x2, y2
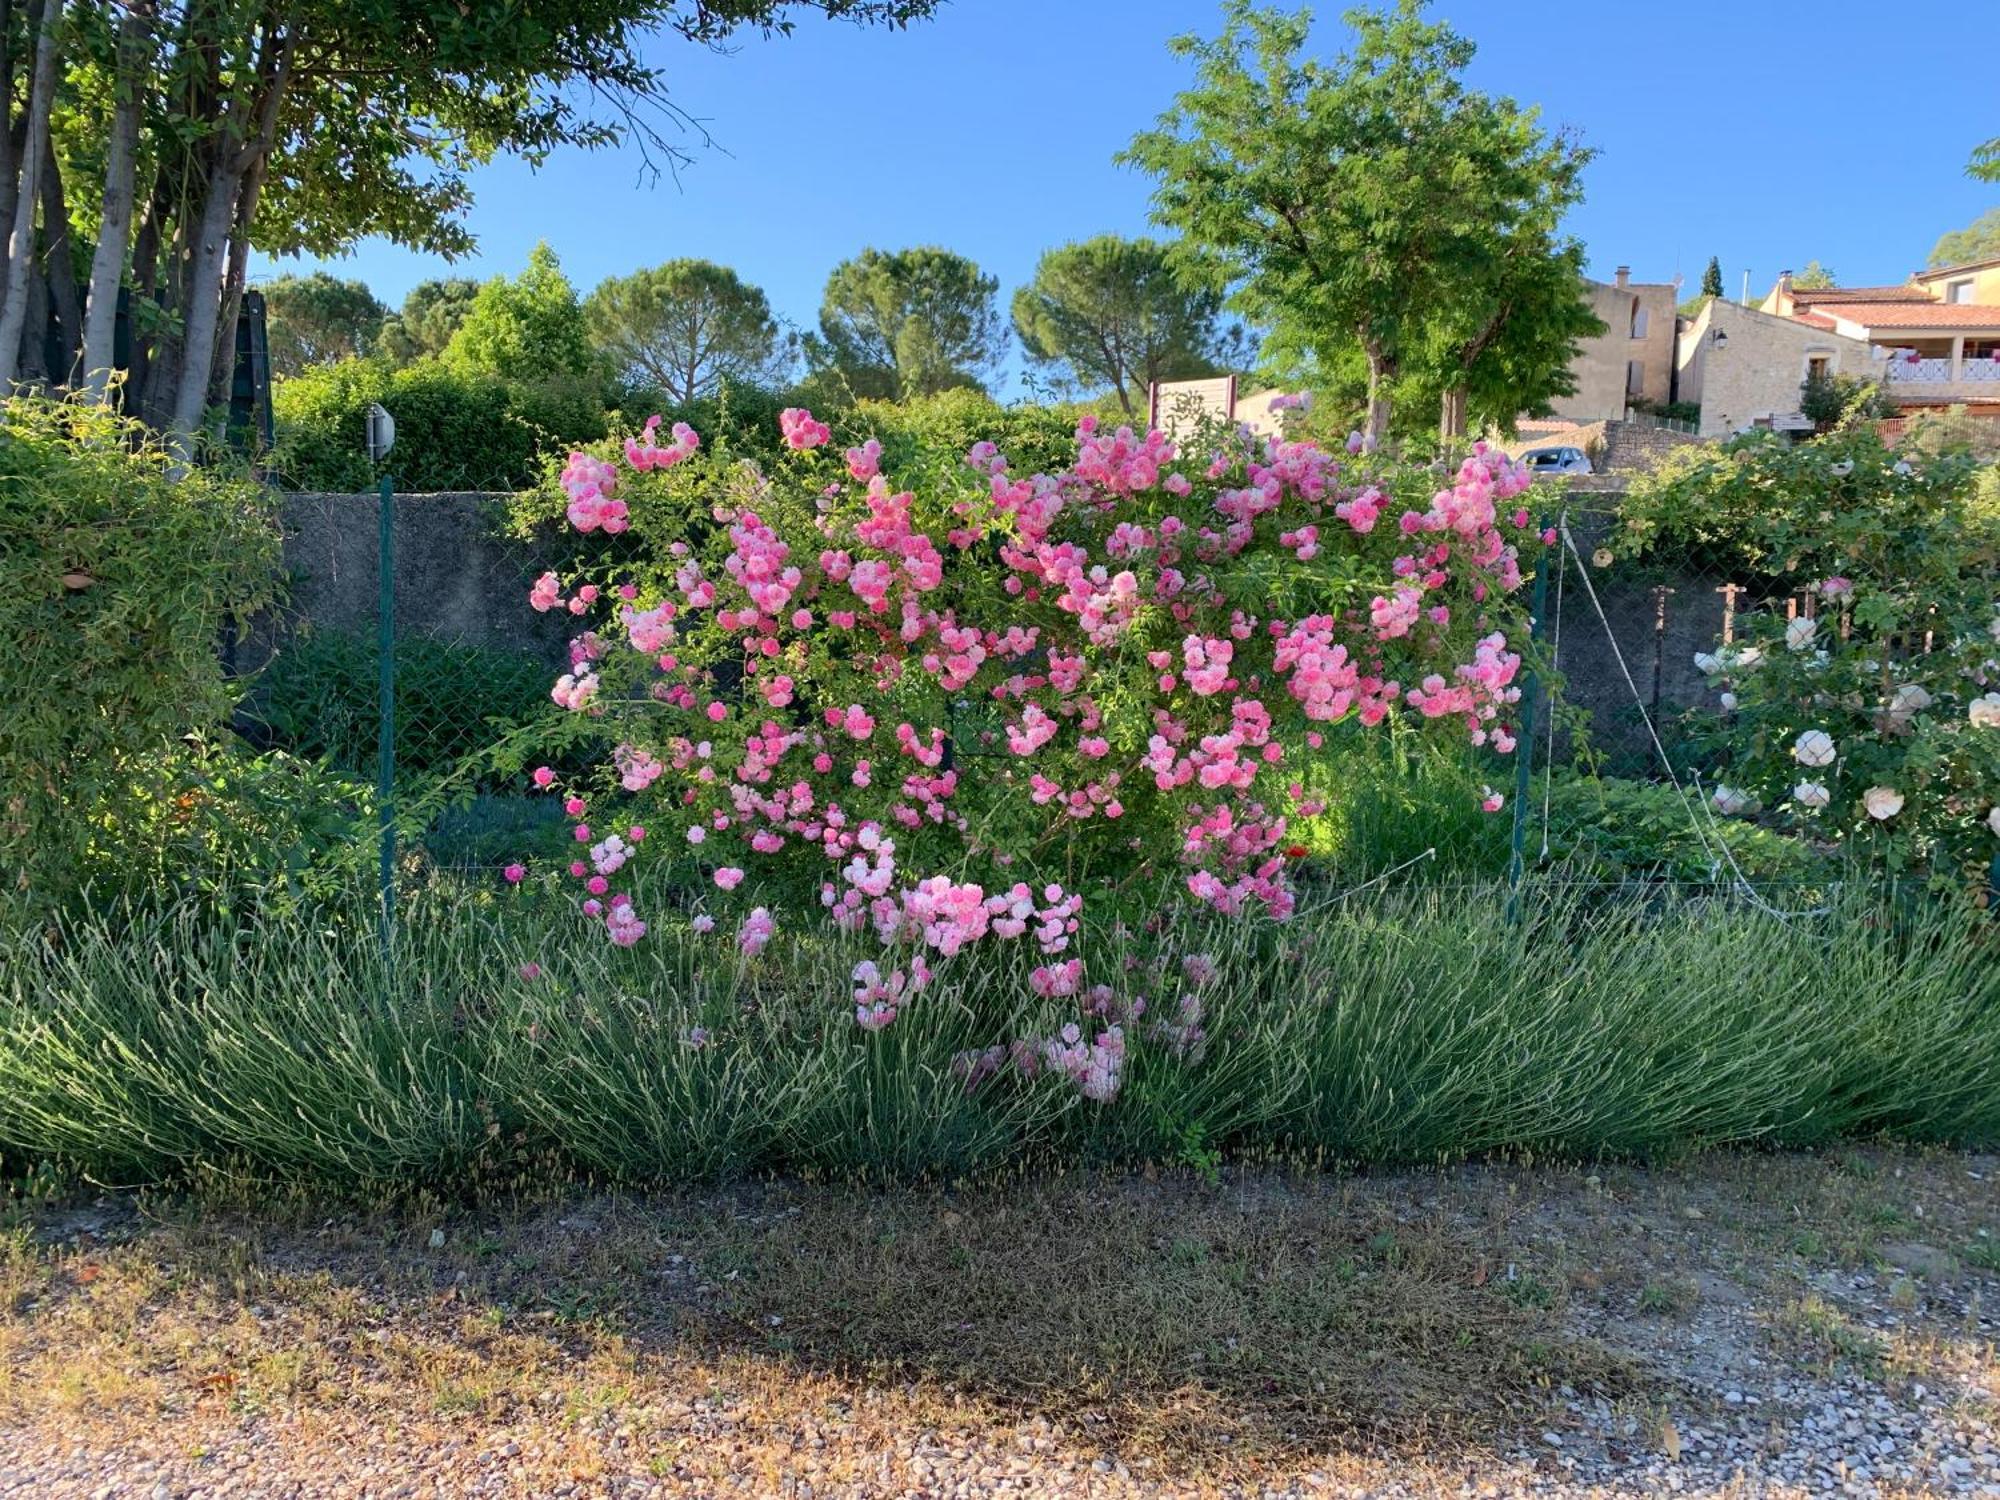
(237, 485, 577, 893)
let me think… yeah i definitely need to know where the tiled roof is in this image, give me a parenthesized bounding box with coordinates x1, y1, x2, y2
(1792, 312, 1840, 330)
(1788, 285, 1931, 305)
(1914, 255, 2000, 280)
(1821, 303, 2000, 329)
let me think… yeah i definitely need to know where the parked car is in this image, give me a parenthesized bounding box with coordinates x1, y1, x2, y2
(1520, 444, 1592, 477)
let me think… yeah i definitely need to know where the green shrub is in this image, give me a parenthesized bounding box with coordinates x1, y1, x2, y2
(271, 356, 606, 492)
(85, 741, 376, 907)
(0, 398, 282, 906)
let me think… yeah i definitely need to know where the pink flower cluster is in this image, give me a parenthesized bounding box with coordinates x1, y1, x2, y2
(780, 407, 832, 449)
(625, 415, 699, 471)
(560, 453, 628, 533)
(523, 407, 1544, 1062)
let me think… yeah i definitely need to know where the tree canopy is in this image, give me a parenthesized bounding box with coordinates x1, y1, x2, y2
(1010, 234, 1245, 413)
(257, 271, 387, 377)
(813, 246, 1005, 400)
(1929, 207, 2000, 269)
(1970, 135, 1999, 183)
(1792, 260, 1837, 290)
(443, 242, 596, 384)
(1701, 256, 1723, 298)
(1, 0, 941, 445)
(585, 258, 792, 404)
(379, 278, 481, 363)
(1122, 0, 1598, 443)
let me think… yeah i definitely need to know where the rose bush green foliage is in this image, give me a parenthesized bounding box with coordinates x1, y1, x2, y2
(1622, 430, 2000, 889)
(0, 399, 283, 903)
(516, 404, 1545, 1100)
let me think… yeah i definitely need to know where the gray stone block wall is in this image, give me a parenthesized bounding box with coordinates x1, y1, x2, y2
(252, 490, 575, 671)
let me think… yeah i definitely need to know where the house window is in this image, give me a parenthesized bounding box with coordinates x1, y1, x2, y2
(1629, 297, 1649, 339)
(1947, 279, 1975, 304)
(1806, 355, 1832, 383)
(1626, 360, 1645, 397)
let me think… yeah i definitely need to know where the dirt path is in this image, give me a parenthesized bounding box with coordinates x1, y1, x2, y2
(1, 1148, 1996, 1497)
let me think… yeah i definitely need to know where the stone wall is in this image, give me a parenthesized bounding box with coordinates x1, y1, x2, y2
(250, 489, 574, 671)
(1503, 418, 1705, 474)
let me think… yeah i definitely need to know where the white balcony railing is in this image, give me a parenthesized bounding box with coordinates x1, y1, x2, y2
(1883, 356, 2000, 384)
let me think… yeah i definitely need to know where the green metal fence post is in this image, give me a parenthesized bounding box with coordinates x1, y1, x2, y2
(377, 469, 396, 967)
(1506, 514, 1552, 915)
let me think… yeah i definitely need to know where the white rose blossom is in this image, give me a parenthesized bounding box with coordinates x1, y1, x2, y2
(1792, 729, 1837, 767)
(1887, 683, 1932, 718)
(1989, 806, 2000, 837)
(1792, 781, 1831, 809)
(1862, 786, 1905, 821)
(1711, 785, 1751, 816)
(1971, 692, 2000, 730)
(1785, 616, 1818, 652)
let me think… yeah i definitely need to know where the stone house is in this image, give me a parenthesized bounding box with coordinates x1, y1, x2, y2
(1756, 262, 2000, 419)
(1544, 266, 1681, 420)
(1674, 297, 1879, 438)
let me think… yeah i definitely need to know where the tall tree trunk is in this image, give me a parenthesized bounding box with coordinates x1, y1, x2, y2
(80, 0, 151, 401)
(0, 0, 18, 279)
(202, 149, 265, 440)
(16, 233, 42, 379)
(0, 0, 59, 389)
(126, 172, 173, 417)
(1438, 385, 1468, 441)
(167, 25, 289, 449)
(1362, 339, 1395, 449)
(37, 132, 79, 384)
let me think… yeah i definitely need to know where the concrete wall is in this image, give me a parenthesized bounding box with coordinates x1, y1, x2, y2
(1546, 274, 1681, 421)
(1676, 298, 1880, 438)
(254, 490, 575, 671)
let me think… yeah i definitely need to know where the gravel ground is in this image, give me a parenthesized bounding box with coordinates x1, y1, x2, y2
(1, 1149, 1996, 1497)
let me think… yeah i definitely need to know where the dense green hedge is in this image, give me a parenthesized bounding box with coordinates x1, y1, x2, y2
(270, 357, 606, 492)
(0, 399, 284, 905)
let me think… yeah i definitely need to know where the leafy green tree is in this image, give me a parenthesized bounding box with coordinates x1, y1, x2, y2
(1799, 370, 1891, 433)
(1123, 0, 1597, 445)
(258, 271, 387, 377)
(1701, 256, 1723, 298)
(1929, 207, 2000, 269)
(444, 243, 596, 383)
(1970, 135, 1999, 182)
(585, 258, 791, 403)
(19, 0, 941, 444)
(1411, 230, 1602, 438)
(1792, 260, 1837, 290)
(813, 246, 1004, 399)
(1010, 234, 1243, 413)
(379, 278, 481, 363)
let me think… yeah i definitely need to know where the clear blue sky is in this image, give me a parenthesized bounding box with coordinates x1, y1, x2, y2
(252, 0, 1996, 395)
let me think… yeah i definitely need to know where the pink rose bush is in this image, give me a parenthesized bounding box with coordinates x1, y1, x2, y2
(1624, 431, 2000, 889)
(518, 406, 1546, 1095)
